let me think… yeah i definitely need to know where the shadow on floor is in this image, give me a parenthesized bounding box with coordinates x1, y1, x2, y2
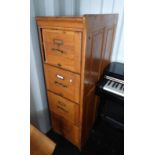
(47, 118, 124, 155)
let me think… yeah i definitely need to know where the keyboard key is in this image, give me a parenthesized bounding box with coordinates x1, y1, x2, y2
(120, 84, 124, 90)
(112, 82, 116, 87)
(115, 83, 119, 88)
(107, 80, 111, 86)
(117, 84, 122, 90)
(109, 81, 114, 87)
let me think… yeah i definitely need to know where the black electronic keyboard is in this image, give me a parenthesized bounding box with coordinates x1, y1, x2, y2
(96, 62, 124, 129)
(97, 62, 124, 99)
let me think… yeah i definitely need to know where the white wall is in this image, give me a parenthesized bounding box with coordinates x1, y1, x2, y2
(30, 0, 124, 132)
(30, 0, 50, 133)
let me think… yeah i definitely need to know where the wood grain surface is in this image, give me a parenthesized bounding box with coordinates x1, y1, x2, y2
(36, 14, 118, 149)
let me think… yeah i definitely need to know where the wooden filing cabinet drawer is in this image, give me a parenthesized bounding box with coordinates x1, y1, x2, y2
(47, 91, 80, 126)
(44, 64, 80, 103)
(52, 113, 80, 146)
(42, 29, 81, 73)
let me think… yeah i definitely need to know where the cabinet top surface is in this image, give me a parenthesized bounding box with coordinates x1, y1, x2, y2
(36, 14, 118, 21)
(36, 16, 84, 21)
(36, 14, 118, 30)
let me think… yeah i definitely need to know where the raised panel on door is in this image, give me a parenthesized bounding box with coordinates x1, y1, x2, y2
(101, 28, 114, 73)
(84, 29, 104, 94)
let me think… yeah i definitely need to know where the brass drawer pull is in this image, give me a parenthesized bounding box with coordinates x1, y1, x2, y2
(51, 48, 64, 53)
(56, 74, 64, 80)
(57, 105, 68, 113)
(57, 93, 63, 97)
(54, 81, 67, 88)
(57, 63, 62, 67)
(53, 39, 64, 45)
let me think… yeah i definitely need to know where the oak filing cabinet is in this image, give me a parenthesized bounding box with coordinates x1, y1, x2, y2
(36, 14, 118, 149)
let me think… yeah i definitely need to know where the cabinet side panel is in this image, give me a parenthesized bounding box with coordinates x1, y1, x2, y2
(81, 15, 118, 147)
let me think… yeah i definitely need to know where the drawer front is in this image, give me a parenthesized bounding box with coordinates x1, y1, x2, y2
(52, 113, 80, 146)
(48, 92, 80, 125)
(44, 64, 80, 103)
(42, 29, 81, 73)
